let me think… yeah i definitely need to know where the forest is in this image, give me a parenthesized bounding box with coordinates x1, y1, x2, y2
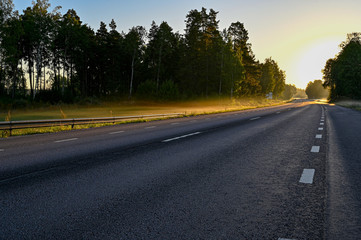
(0, 0, 290, 105)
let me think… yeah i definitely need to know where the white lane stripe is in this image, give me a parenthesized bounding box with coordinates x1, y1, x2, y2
(145, 126, 156, 129)
(162, 132, 201, 143)
(250, 117, 261, 121)
(318, 127, 324, 131)
(109, 131, 124, 135)
(276, 112, 281, 114)
(320, 122, 324, 125)
(316, 134, 322, 139)
(171, 122, 180, 125)
(0, 149, 4, 152)
(278, 238, 296, 240)
(311, 146, 320, 152)
(54, 138, 78, 143)
(299, 169, 315, 184)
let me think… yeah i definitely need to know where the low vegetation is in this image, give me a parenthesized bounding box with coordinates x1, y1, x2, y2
(0, 98, 288, 137)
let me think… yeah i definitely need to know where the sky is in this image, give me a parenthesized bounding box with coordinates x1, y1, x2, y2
(13, 0, 361, 89)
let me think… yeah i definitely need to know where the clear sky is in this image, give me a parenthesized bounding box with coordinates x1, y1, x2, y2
(13, 0, 361, 89)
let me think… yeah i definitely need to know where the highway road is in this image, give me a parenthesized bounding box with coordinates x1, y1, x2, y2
(0, 100, 360, 239)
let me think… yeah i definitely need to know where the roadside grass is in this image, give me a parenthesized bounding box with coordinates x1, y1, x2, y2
(335, 100, 361, 111)
(0, 98, 289, 138)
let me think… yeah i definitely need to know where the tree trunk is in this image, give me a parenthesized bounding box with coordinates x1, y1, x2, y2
(12, 65, 18, 99)
(156, 42, 163, 90)
(0, 56, 3, 94)
(21, 60, 26, 96)
(219, 50, 224, 96)
(28, 58, 34, 98)
(129, 48, 136, 99)
(33, 48, 42, 99)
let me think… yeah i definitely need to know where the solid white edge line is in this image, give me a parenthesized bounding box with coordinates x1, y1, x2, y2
(54, 138, 78, 143)
(250, 117, 261, 121)
(311, 146, 320, 153)
(109, 131, 125, 135)
(162, 132, 201, 143)
(299, 169, 315, 184)
(316, 134, 322, 139)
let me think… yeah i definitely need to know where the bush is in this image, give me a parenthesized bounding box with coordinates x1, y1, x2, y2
(158, 80, 180, 101)
(136, 80, 157, 100)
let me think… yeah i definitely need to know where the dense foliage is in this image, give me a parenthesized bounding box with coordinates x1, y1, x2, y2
(323, 33, 361, 101)
(282, 84, 297, 100)
(305, 80, 329, 99)
(0, 0, 287, 103)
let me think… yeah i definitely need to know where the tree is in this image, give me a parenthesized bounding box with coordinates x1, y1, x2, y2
(228, 21, 261, 97)
(124, 26, 146, 99)
(282, 84, 297, 100)
(180, 8, 223, 97)
(144, 21, 179, 91)
(306, 80, 329, 99)
(0, 0, 15, 95)
(259, 58, 275, 96)
(272, 61, 286, 99)
(1, 15, 24, 98)
(323, 33, 361, 100)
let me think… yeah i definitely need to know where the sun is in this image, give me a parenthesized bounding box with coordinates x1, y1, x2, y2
(294, 37, 342, 88)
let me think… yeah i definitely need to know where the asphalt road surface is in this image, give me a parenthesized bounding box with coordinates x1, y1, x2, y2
(0, 100, 360, 239)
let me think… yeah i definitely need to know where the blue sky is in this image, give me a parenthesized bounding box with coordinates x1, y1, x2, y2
(13, 0, 361, 88)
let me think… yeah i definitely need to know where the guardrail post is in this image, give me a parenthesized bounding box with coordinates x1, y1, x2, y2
(72, 119, 75, 129)
(9, 121, 12, 136)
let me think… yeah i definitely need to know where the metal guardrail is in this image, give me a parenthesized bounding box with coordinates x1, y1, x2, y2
(0, 113, 184, 135)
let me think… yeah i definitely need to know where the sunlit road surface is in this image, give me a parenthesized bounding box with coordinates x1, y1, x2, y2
(1, 100, 360, 239)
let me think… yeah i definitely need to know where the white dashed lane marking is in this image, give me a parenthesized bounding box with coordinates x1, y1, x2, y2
(109, 131, 125, 135)
(299, 169, 315, 184)
(0, 149, 4, 152)
(318, 127, 324, 131)
(162, 132, 201, 143)
(171, 122, 180, 125)
(320, 123, 324, 125)
(311, 146, 320, 153)
(54, 138, 78, 143)
(250, 117, 261, 121)
(145, 126, 156, 129)
(316, 134, 322, 139)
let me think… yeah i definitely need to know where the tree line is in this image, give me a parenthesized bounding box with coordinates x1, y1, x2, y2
(0, 0, 288, 103)
(305, 80, 328, 99)
(323, 33, 361, 101)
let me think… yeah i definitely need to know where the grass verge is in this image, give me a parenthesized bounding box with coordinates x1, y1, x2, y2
(0, 98, 289, 138)
(335, 100, 361, 111)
